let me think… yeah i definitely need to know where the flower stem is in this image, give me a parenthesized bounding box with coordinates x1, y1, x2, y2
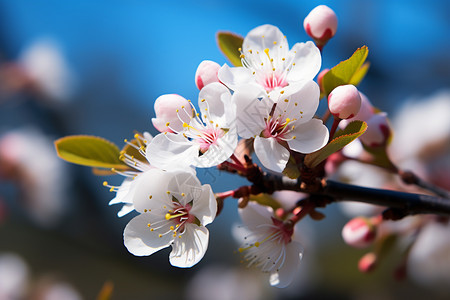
(328, 117, 340, 142)
(230, 153, 244, 167)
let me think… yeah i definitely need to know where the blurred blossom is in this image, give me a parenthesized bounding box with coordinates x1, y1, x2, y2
(185, 264, 268, 300)
(18, 39, 73, 103)
(0, 128, 69, 227)
(33, 278, 82, 300)
(407, 220, 450, 288)
(390, 90, 450, 188)
(0, 253, 30, 299)
(272, 190, 306, 211)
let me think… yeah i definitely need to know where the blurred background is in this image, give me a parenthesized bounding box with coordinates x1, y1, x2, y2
(0, 0, 449, 299)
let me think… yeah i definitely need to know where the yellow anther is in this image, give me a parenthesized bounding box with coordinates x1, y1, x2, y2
(254, 242, 260, 247)
(294, 102, 298, 106)
(183, 123, 189, 128)
(261, 62, 264, 66)
(292, 136, 296, 139)
(248, 49, 253, 54)
(147, 223, 151, 227)
(293, 63, 296, 66)
(134, 133, 140, 139)
(166, 191, 171, 194)
(272, 68, 275, 71)
(210, 120, 214, 124)
(149, 195, 152, 199)
(284, 99, 289, 102)
(286, 118, 291, 123)
(280, 91, 284, 94)
(144, 209, 147, 212)
(165, 122, 170, 126)
(179, 235, 182, 238)
(282, 57, 285, 61)
(238, 47, 242, 51)
(181, 105, 185, 109)
(264, 48, 269, 56)
(109, 187, 114, 192)
(201, 99, 206, 102)
(165, 213, 171, 220)
(196, 113, 200, 117)
(103, 181, 108, 186)
(173, 233, 177, 237)
(124, 139, 128, 143)
(181, 193, 186, 197)
(240, 54, 245, 58)
(170, 226, 174, 230)
(273, 41, 277, 45)
(238, 248, 244, 253)
(150, 228, 154, 231)
(176, 109, 179, 112)
(159, 234, 163, 238)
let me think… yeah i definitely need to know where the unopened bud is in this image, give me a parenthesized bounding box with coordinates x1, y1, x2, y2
(303, 5, 338, 49)
(195, 60, 221, 90)
(342, 217, 377, 248)
(317, 68, 329, 93)
(151, 94, 191, 133)
(359, 113, 392, 148)
(358, 252, 377, 273)
(328, 84, 361, 119)
(340, 92, 375, 130)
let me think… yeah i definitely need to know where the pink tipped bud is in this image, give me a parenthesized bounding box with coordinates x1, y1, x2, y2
(328, 85, 361, 119)
(359, 113, 392, 148)
(303, 5, 338, 49)
(195, 60, 221, 90)
(339, 91, 375, 129)
(317, 68, 329, 93)
(342, 217, 377, 248)
(358, 252, 377, 273)
(151, 94, 191, 133)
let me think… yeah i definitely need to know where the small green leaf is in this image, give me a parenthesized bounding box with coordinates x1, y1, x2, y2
(249, 193, 281, 211)
(349, 62, 370, 86)
(322, 46, 369, 96)
(304, 121, 368, 168)
(55, 135, 128, 169)
(282, 155, 301, 179)
(217, 31, 243, 67)
(362, 143, 397, 171)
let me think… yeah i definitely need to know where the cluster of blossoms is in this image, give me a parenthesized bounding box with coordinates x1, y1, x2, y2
(55, 3, 450, 290)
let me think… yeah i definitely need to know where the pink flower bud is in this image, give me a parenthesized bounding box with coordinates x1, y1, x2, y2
(342, 217, 377, 248)
(358, 252, 377, 273)
(195, 60, 221, 90)
(151, 94, 191, 133)
(317, 68, 329, 93)
(303, 5, 338, 49)
(359, 113, 392, 148)
(328, 85, 361, 119)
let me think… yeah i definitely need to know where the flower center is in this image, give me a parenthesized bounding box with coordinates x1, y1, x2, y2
(261, 116, 293, 142)
(238, 218, 293, 273)
(165, 200, 195, 232)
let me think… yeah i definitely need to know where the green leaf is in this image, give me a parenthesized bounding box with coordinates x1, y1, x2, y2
(55, 135, 128, 169)
(322, 46, 369, 96)
(217, 31, 243, 67)
(304, 120, 368, 168)
(349, 62, 370, 86)
(249, 193, 281, 211)
(282, 155, 301, 179)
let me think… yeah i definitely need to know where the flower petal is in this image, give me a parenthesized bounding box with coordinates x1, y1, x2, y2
(131, 169, 173, 213)
(232, 85, 271, 139)
(169, 224, 209, 268)
(238, 201, 274, 230)
(198, 82, 234, 127)
(243, 24, 288, 60)
(166, 170, 202, 204)
(195, 127, 238, 168)
(278, 80, 320, 124)
(190, 184, 217, 226)
(146, 133, 198, 170)
(286, 41, 321, 83)
(269, 241, 303, 288)
(286, 118, 329, 154)
(109, 178, 134, 205)
(254, 136, 290, 173)
(217, 64, 254, 91)
(124, 213, 173, 256)
(117, 204, 134, 217)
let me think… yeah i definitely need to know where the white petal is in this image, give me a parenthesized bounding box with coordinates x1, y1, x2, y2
(169, 225, 209, 268)
(278, 80, 320, 124)
(238, 201, 274, 230)
(117, 204, 135, 217)
(194, 127, 238, 168)
(131, 169, 173, 213)
(198, 82, 234, 127)
(124, 214, 173, 256)
(232, 85, 271, 139)
(146, 133, 198, 170)
(243, 25, 288, 59)
(190, 184, 217, 226)
(166, 171, 202, 205)
(217, 64, 254, 91)
(286, 41, 321, 83)
(254, 136, 290, 173)
(286, 118, 329, 154)
(269, 241, 303, 288)
(109, 178, 134, 205)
